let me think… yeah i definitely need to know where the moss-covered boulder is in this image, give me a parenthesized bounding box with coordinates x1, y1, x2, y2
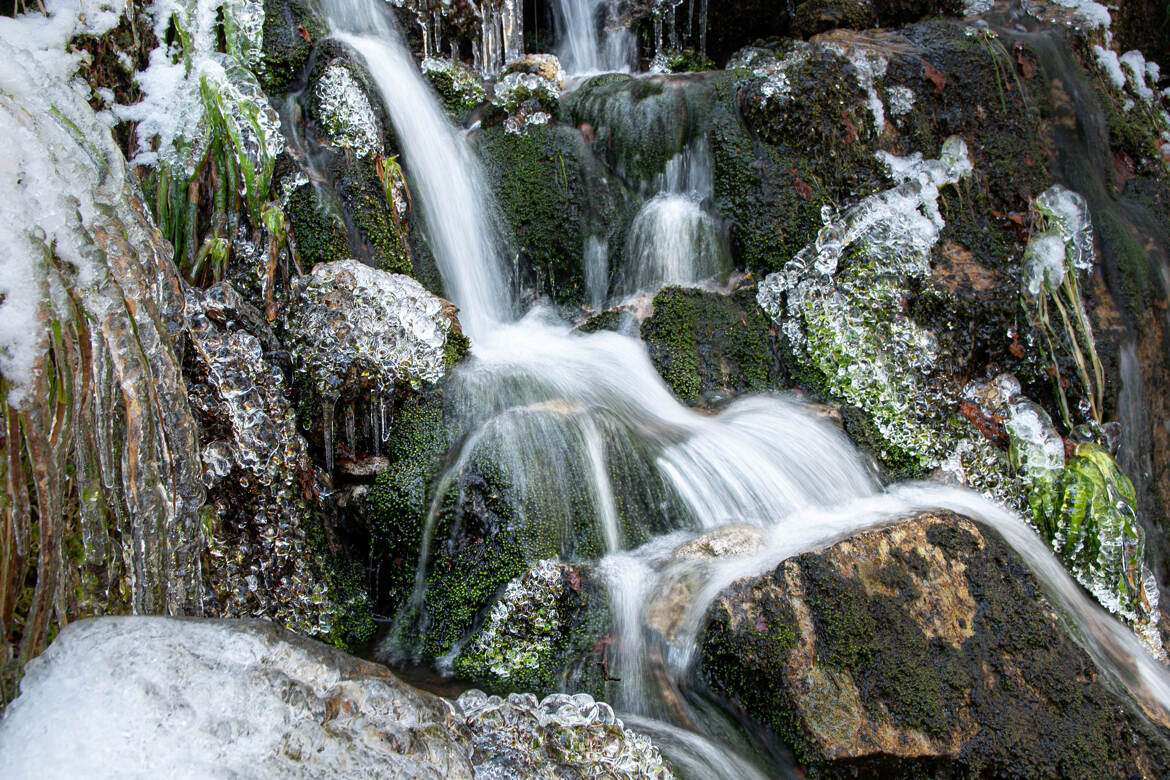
(700, 512, 1170, 776)
(793, 0, 877, 38)
(452, 559, 611, 697)
(474, 121, 634, 307)
(641, 285, 780, 407)
(259, 0, 325, 95)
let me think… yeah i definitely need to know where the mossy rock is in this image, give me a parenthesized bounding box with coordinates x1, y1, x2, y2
(279, 155, 350, 270)
(303, 40, 397, 157)
(367, 387, 453, 613)
(332, 153, 413, 276)
(474, 122, 634, 307)
(641, 285, 781, 407)
(700, 512, 1170, 775)
(259, 0, 326, 95)
(793, 0, 876, 38)
(560, 72, 726, 184)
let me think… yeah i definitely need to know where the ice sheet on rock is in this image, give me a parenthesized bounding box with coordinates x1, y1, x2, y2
(285, 259, 454, 402)
(313, 63, 382, 156)
(456, 689, 673, 778)
(0, 617, 475, 779)
(0, 617, 673, 778)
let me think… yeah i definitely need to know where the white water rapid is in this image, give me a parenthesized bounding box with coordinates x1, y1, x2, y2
(322, 0, 1170, 773)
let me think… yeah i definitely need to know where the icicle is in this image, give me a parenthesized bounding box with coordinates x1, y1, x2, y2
(699, 0, 708, 54)
(654, 16, 663, 57)
(668, 5, 678, 51)
(381, 398, 391, 443)
(502, 0, 524, 64)
(323, 398, 335, 474)
(345, 404, 356, 454)
(371, 403, 380, 457)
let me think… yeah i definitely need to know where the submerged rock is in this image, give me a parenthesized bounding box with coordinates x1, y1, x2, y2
(0, 617, 671, 778)
(700, 512, 1170, 776)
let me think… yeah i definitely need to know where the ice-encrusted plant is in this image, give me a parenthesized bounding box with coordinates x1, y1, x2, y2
(1021, 185, 1104, 427)
(116, 0, 287, 287)
(757, 137, 1003, 486)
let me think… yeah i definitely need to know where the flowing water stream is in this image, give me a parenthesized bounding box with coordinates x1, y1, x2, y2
(323, 0, 1170, 773)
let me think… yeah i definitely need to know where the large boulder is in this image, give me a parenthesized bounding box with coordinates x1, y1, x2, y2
(699, 512, 1170, 776)
(0, 617, 672, 778)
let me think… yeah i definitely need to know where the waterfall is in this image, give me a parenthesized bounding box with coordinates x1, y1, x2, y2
(549, 0, 636, 75)
(315, 0, 1170, 769)
(326, 0, 512, 338)
(619, 139, 731, 297)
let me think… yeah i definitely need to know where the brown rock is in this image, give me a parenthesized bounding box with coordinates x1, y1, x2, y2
(700, 511, 1170, 776)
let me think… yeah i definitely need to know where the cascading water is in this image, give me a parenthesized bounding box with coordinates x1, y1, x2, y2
(314, 0, 1170, 771)
(619, 139, 731, 297)
(549, 0, 636, 75)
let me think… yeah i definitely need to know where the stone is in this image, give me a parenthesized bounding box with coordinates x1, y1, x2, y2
(700, 512, 1170, 776)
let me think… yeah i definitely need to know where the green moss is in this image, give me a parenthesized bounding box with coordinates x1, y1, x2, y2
(659, 48, 717, 73)
(284, 183, 350, 270)
(422, 60, 486, 119)
(641, 285, 778, 406)
(367, 389, 451, 611)
(443, 329, 470, 366)
(259, 0, 324, 95)
(476, 123, 612, 306)
(335, 154, 413, 276)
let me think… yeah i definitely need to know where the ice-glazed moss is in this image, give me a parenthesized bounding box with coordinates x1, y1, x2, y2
(311, 63, 382, 157)
(453, 559, 566, 691)
(650, 48, 717, 73)
(641, 285, 778, 407)
(757, 138, 1003, 484)
(421, 57, 486, 118)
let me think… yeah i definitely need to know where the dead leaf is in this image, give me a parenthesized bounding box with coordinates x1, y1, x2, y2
(297, 24, 312, 43)
(1014, 44, 1037, 79)
(840, 110, 859, 144)
(791, 169, 813, 201)
(923, 61, 946, 93)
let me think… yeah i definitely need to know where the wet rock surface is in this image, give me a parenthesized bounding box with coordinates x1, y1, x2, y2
(700, 512, 1170, 776)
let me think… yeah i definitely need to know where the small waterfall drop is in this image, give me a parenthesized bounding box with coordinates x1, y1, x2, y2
(549, 0, 636, 75)
(327, 0, 511, 337)
(620, 139, 731, 297)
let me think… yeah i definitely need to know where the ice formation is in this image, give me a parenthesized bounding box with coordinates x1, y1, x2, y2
(0, 617, 672, 778)
(313, 63, 382, 157)
(284, 259, 455, 402)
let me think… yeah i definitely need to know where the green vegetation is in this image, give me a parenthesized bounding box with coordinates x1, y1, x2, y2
(641, 286, 777, 406)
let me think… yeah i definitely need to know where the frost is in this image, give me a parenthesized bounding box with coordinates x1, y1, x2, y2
(313, 63, 381, 157)
(1120, 50, 1156, 102)
(1092, 45, 1126, 90)
(886, 85, 916, 118)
